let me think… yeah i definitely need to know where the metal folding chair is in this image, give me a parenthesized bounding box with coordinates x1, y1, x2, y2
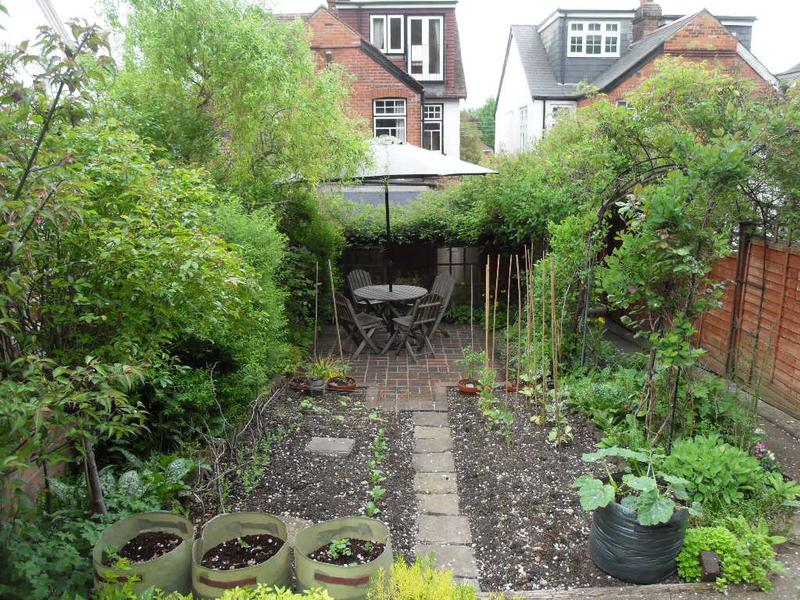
(335, 293, 385, 359)
(381, 293, 442, 362)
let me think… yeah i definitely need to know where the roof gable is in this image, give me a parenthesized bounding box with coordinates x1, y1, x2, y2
(508, 24, 577, 99)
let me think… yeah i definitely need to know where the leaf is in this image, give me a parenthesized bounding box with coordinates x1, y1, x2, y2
(575, 476, 615, 511)
(623, 474, 657, 493)
(117, 469, 144, 498)
(635, 491, 675, 526)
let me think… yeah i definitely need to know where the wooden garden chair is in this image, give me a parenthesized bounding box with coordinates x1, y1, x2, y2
(430, 272, 455, 338)
(381, 292, 442, 362)
(335, 292, 385, 359)
(346, 269, 384, 312)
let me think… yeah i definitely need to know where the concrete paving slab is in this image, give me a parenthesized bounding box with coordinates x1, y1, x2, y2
(304, 436, 355, 456)
(414, 425, 451, 439)
(414, 472, 459, 494)
(415, 543, 478, 578)
(413, 452, 456, 472)
(413, 412, 450, 427)
(417, 515, 472, 544)
(414, 437, 453, 453)
(417, 493, 460, 515)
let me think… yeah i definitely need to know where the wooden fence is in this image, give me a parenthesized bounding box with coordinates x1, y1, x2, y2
(697, 232, 800, 418)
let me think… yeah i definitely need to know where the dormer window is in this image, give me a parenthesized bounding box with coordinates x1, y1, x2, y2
(408, 16, 444, 81)
(568, 21, 620, 57)
(371, 15, 404, 54)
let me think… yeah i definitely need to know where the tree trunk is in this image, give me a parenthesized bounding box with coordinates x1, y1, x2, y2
(83, 438, 108, 516)
(643, 347, 658, 436)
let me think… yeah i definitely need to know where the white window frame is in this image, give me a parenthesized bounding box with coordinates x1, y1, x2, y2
(567, 21, 620, 58)
(407, 16, 444, 81)
(519, 105, 528, 149)
(545, 102, 575, 130)
(373, 98, 407, 142)
(370, 15, 404, 54)
(423, 103, 443, 152)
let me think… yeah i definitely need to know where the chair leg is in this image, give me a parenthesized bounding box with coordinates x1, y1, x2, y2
(424, 335, 436, 358)
(395, 329, 410, 357)
(405, 339, 419, 363)
(361, 325, 381, 353)
(381, 331, 398, 355)
(353, 338, 368, 359)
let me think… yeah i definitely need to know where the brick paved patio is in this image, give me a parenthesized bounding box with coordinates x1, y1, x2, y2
(318, 324, 483, 412)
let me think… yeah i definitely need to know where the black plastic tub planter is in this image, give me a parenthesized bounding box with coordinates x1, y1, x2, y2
(191, 512, 291, 599)
(294, 517, 393, 600)
(589, 497, 688, 584)
(92, 511, 194, 594)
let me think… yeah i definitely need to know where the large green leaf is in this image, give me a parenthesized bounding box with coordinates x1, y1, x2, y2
(575, 476, 615, 511)
(635, 490, 676, 526)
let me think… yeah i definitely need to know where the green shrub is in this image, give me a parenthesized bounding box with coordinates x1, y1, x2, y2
(219, 587, 332, 599)
(677, 518, 785, 591)
(664, 434, 764, 509)
(368, 556, 479, 600)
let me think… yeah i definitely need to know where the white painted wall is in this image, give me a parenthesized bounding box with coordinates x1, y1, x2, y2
(441, 98, 461, 157)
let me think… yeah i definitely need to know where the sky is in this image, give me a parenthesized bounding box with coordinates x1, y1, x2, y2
(2, 0, 798, 108)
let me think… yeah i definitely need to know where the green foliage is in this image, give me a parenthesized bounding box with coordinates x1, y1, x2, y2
(677, 518, 785, 591)
(326, 538, 353, 560)
(663, 434, 764, 509)
(457, 347, 485, 381)
(215, 587, 332, 600)
(307, 356, 349, 381)
(460, 112, 485, 163)
(368, 555, 479, 600)
(467, 97, 496, 149)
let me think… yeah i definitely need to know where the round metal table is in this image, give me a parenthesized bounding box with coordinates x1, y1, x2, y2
(354, 285, 427, 335)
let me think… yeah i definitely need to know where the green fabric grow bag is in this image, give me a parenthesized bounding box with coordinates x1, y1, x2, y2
(294, 517, 393, 600)
(191, 512, 291, 599)
(93, 511, 193, 594)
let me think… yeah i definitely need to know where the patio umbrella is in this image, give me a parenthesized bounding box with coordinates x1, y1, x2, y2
(354, 137, 496, 291)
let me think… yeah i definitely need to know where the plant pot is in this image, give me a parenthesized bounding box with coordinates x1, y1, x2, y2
(309, 378, 326, 396)
(93, 511, 193, 594)
(458, 378, 479, 395)
(191, 512, 291, 599)
(327, 376, 357, 393)
(288, 376, 309, 393)
(294, 517, 393, 600)
(589, 500, 688, 584)
(505, 379, 527, 393)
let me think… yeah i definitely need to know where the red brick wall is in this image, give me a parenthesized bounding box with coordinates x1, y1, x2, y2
(308, 10, 422, 145)
(578, 12, 772, 107)
(698, 240, 800, 418)
(332, 6, 464, 98)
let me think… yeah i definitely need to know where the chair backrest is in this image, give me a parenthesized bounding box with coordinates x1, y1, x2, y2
(347, 269, 372, 296)
(334, 292, 358, 327)
(431, 273, 455, 308)
(409, 293, 442, 334)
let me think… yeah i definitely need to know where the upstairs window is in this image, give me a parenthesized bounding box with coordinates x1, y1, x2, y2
(371, 15, 404, 53)
(568, 21, 620, 57)
(408, 16, 444, 81)
(374, 98, 407, 142)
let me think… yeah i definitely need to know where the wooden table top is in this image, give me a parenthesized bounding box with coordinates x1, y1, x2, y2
(354, 284, 427, 302)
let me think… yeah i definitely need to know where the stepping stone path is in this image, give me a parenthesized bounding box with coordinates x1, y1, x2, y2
(412, 409, 480, 589)
(304, 436, 355, 457)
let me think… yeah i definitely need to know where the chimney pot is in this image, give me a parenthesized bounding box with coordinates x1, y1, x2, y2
(633, 0, 662, 42)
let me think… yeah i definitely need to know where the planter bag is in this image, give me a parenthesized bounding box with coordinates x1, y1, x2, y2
(192, 512, 291, 599)
(294, 517, 393, 600)
(589, 501, 688, 584)
(93, 511, 193, 594)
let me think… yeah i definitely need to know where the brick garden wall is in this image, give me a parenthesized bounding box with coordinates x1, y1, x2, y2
(697, 239, 800, 418)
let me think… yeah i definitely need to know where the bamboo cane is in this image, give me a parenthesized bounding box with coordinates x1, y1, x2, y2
(328, 259, 343, 359)
(550, 255, 560, 439)
(505, 255, 512, 392)
(485, 257, 490, 368)
(540, 264, 548, 422)
(313, 261, 319, 360)
(530, 262, 537, 407)
(491, 254, 500, 364)
(515, 255, 522, 393)
(470, 266, 474, 349)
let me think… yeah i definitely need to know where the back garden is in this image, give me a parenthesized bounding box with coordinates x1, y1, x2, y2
(2, 1, 800, 599)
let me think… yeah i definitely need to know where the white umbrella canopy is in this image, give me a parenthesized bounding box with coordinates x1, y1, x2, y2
(355, 136, 496, 180)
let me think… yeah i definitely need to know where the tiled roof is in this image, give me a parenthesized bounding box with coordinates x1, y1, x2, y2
(510, 25, 577, 99)
(590, 12, 698, 90)
(778, 62, 800, 83)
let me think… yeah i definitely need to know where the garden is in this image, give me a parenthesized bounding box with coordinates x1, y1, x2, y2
(2, 0, 800, 599)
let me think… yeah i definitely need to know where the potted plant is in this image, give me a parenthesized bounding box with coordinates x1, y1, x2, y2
(191, 512, 291, 599)
(573, 447, 698, 584)
(326, 360, 356, 393)
(93, 511, 194, 594)
(294, 517, 393, 600)
(457, 348, 484, 395)
(305, 357, 335, 396)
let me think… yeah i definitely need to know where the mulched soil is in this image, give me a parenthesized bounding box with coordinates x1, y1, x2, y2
(200, 534, 284, 570)
(449, 388, 628, 592)
(309, 539, 385, 566)
(111, 531, 182, 564)
(193, 389, 416, 558)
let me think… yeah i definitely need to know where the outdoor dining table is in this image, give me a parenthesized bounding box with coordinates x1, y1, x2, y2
(354, 284, 427, 334)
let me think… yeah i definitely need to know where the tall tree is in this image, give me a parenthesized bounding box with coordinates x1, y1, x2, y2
(460, 111, 484, 163)
(468, 97, 496, 149)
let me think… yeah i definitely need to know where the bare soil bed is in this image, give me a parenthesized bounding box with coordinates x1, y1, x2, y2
(449, 388, 626, 592)
(111, 531, 182, 564)
(200, 533, 284, 569)
(309, 539, 386, 566)
(193, 389, 416, 558)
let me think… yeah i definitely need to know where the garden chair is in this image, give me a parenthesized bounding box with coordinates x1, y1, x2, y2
(334, 292, 385, 359)
(347, 269, 384, 312)
(430, 272, 455, 338)
(381, 292, 442, 362)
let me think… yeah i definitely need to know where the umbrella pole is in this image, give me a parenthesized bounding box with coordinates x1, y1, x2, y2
(384, 178, 393, 292)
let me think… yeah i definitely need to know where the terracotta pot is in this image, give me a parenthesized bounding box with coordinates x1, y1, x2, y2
(458, 378, 479, 395)
(327, 376, 357, 393)
(505, 380, 520, 393)
(288, 376, 308, 393)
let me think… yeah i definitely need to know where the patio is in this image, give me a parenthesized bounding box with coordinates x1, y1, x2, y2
(318, 324, 483, 412)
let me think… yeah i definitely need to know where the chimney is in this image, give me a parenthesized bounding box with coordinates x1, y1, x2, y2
(632, 0, 662, 42)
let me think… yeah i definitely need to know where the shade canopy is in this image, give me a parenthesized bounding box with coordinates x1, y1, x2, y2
(354, 136, 497, 181)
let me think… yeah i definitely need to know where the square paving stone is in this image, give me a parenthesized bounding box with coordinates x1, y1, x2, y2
(416, 493, 460, 515)
(413, 452, 455, 473)
(414, 425, 451, 439)
(412, 412, 449, 427)
(414, 544, 478, 578)
(414, 437, 453, 453)
(417, 515, 472, 544)
(304, 436, 355, 456)
(414, 472, 459, 494)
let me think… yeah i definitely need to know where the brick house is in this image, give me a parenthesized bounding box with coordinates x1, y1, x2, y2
(298, 0, 467, 157)
(494, 1, 778, 153)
